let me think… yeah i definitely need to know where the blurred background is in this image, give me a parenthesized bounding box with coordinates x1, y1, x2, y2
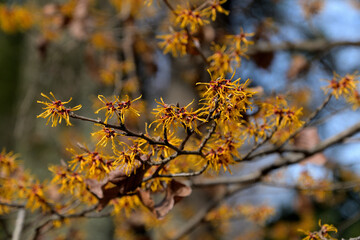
(2, 0, 360, 239)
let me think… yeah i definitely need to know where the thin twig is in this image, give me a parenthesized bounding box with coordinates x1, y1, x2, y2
(193, 120, 360, 187)
(163, 0, 176, 13)
(170, 184, 251, 240)
(246, 94, 332, 161)
(12, 209, 25, 240)
(156, 162, 209, 179)
(238, 125, 278, 162)
(0, 202, 25, 208)
(70, 112, 181, 152)
(261, 180, 360, 192)
(248, 40, 360, 54)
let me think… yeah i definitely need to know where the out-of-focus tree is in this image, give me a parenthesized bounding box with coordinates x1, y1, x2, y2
(2, 0, 360, 240)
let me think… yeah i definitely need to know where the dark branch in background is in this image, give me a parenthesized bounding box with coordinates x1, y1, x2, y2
(170, 184, 252, 240)
(32, 204, 99, 240)
(169, 121, 360, 239)
(338, 211, 360, 237)
(262, 180, 360, 192)
(0, 201, 25, 208)
(248, 40, 360, 54)
(185, 27, 210, 65)
(163, 0, 176, 13)
(192, 120, 360, 187)
(156, 162, 209, 179)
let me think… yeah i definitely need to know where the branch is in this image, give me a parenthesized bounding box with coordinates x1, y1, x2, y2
(12, 209, 26, 240)
(246, 94, 332, 161)
(156, 162, 209, 179)
(69, 112, 182, 152)
(0, 201, 25, 208)
(193, 121, 360, 187)
(170, 184, 251, 240)
(185, 27, 210, 65)
(238, 124, 279, 162)
(32, 204, 99, 240)
(163, 0, 176, 13)
(248, 40, 360, 54)
(261, 180, 360, 192)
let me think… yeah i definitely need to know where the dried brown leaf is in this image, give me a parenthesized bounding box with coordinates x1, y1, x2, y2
(137, 189, 155, 210)
(153, 180, 192, 219)
(86, 159, 151, 211)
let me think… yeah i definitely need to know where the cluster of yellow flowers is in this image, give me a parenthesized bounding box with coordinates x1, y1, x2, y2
(206, 204, 275, 228)
(37, 92, 82, 127)
(324, 72, 360, 109)
(35, 69, 306, 180)
(157, 0, 253, 77)
(2, 1, 360, 239)
(0, 149, 53, 214)
(299, 220, 338, 240)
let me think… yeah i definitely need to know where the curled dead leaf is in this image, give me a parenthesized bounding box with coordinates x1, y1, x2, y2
(155, 180, 191, 219)
(86, 159, 151, 211)
(138, 180, 192, 219)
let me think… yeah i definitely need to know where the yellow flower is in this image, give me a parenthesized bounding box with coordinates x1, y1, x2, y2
(113, 141, 146, 175)
(226, 28, 255, 50)
(203, 0, 229, 21)
(49, 165, 84, 194)
(207, 44, 232, 76)
(0, 4, 33, 34)
(110, 195, 142, 216)
(345, 90, 360, 109)
(67, 147, 115, 179)
(95, 95, 119, 124)
(319, 220, 337, 240)
(174, 5, 209, 32)
(0, 149, 19, 176)
(95, 95, 141, 124)
(323, 72, 359, 99)
(150, 98, 205, 133)
(263, 97, 304, 130)
(240, 120, 271, 142)
(157, 30, 188, 57)
(117, 95, 142, 124)
(26, 181, 50, 212)
(91, 125, 122, 149)
(298, 229, 320, 240)
(85, 150, 115, 178)
(203, 132, 242, 173)
(67, 148, 88, 171)
(37, 92, 82, 127)
(280, 107, 304, 130)
(198, 71, 256, 122)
